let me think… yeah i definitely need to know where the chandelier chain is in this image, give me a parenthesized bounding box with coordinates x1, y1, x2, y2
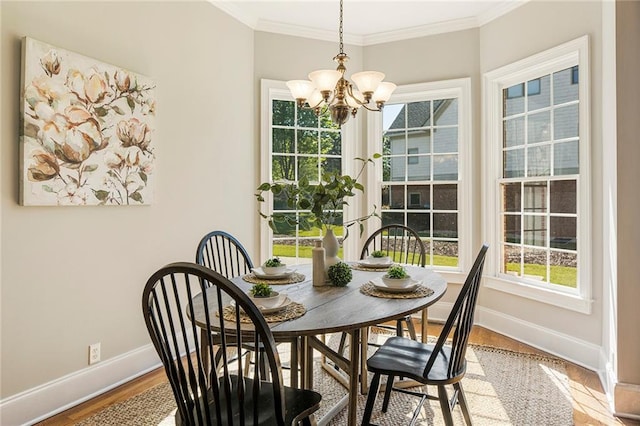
(339, 0, 344, 54)
(285, 0, 395, 126)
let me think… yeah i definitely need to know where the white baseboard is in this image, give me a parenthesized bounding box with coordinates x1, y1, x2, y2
(476, 305, 602, 371)
(0, 343, 161, 426)
(423, 302, 602, 371)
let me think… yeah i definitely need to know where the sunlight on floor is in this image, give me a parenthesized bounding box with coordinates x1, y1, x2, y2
(570, 376, 627, 425)
(541, 363, 573, 402)
(461, 350, 512, 424)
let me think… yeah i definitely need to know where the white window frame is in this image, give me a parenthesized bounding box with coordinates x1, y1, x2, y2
(482, 36, 592, 313)
(366, 78, 472, 282)
(259, 79, 358, 263)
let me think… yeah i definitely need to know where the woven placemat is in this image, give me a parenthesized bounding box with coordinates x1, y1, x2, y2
(242, 272, 306, 285)
(350, 264, 391, 272)
(220, 302, 306, 323)
(360, 281, 434, 299)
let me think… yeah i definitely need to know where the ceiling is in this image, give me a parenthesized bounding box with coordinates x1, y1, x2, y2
(210, 0, 527, 46)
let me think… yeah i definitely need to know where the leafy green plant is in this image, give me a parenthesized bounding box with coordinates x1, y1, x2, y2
(327, 262, 352, 287)
(386, 265, 408, 279)
(256, 154, 382, 239)
(264, 257, 282, 267)
(250, 283, 274, 297)
(371, 250, 386, 258)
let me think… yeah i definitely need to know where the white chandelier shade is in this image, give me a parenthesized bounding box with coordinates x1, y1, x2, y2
(285, 0, 396, 126)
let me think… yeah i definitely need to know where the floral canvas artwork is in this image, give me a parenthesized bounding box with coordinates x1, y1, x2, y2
(20, 37, 156, 206)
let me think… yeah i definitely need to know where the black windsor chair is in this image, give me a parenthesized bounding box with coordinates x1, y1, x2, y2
(142, 262, 321, 426)
(337, 224, 427, 357)
(361, 244, 489, 426)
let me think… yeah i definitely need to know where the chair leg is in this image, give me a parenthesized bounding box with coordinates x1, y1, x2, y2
(404, 316, 417, 340)
(396, 319, 404, 336)
(454, 382, 473, 426)
(337, 332, 348, 357)
(381, 374, 395, 412)
(437, 385, 454, 426)
(243, 350, 252, 376)
(200, 329, 210, 377)
(361, 373, 381, 426)
(258, 349, 268, 380)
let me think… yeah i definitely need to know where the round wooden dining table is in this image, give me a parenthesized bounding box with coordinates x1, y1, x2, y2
(192, 263, 447, 426)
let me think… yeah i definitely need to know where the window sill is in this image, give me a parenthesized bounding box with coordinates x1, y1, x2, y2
(483, 276, 592, 314)
(436, 270, 467, 285)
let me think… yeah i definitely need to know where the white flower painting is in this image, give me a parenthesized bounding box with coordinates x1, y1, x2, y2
(20, 37, 156, 206)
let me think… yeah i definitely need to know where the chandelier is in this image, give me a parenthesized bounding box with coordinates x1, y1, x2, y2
(286, 0, 396, 126)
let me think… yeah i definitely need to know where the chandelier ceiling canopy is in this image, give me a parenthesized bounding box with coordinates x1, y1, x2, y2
(286, 0, 396, 126)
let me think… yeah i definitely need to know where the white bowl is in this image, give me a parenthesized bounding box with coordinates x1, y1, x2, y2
(249, 291, 282, 309)
(367, 255, 391, 264)
(381, 275, 413, 289)
(261, 263, 287, 275)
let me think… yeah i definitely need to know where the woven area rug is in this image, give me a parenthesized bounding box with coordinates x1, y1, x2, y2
(77, 338, 573, 426)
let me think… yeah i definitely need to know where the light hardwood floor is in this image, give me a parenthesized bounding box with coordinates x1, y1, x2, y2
(37, 324, 639, 426)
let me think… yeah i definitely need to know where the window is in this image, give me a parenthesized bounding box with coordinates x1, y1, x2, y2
(483, 36, 590, 313)
(505, 78, 541, 99)
(261, 80, 353, 263)
(409, 192, 421, 207)
(368, 79, 472, 273)
(407, 147, 419, 164)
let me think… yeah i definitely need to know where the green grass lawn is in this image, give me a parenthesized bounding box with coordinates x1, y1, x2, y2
(273, 245, 457, 267)
(274, 244, 343, 259)
(505, 263, 577, 287)
(274, 243, 577, 288)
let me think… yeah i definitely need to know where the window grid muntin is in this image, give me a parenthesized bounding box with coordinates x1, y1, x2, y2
(381, 97, 460, 268)
(499, 63, 580, 291)
(270, 100, 342, 261)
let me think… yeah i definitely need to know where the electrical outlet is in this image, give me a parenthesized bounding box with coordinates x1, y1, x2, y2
(89, 343, 101, 365)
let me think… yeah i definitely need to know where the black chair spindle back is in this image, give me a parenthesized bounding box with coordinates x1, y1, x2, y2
(424, 243, 488, 379)
(142, 262, 288, 425)
(360, 224, 426, 267)
(196, 230, 254, 279)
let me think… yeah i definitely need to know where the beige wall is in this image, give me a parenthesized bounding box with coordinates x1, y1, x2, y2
(255, 32, 362, 83)
(616, 0, 640, 386)
(0, 1, 255, 398)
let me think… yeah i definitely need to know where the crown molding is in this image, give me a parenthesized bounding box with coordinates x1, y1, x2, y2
(210, 0, 531, 47)
(209, 0, 258, 29)
(477, 0, 529, 26)
(255, 15, 480, 47)
(362, 16, 480, 46)
(255, 19, 363, 46)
